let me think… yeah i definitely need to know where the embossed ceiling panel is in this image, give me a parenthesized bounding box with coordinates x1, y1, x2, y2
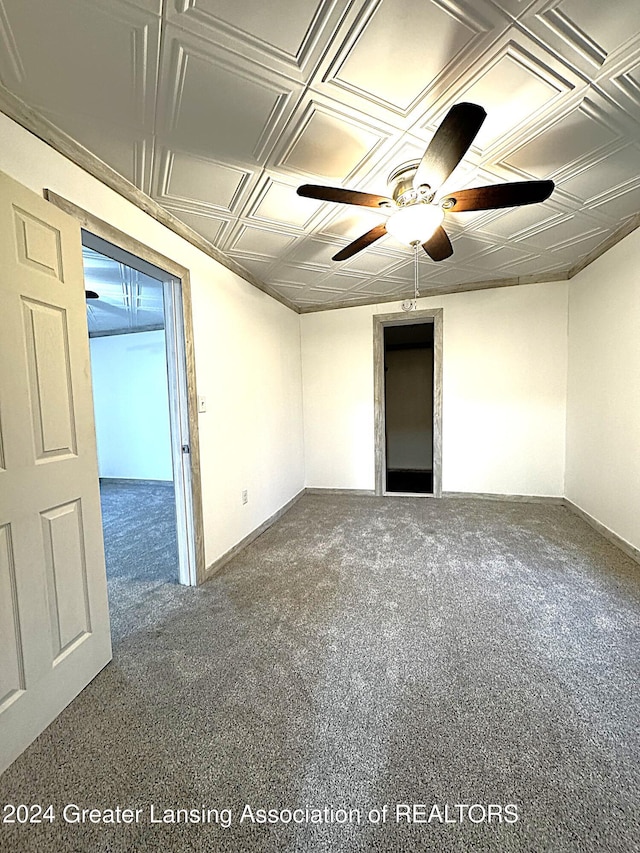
(445, 44, 566, 149)
(536, 0, 639, 61)
(1, 0, 639, 311)
(228, 224, 297, 259)
(588, 183, 640, 221)
(158, 27, 302, 164)
(326, 0, 482, 113)
(247, 177, 324, 228)
(558, 145, 640, 202)
(165, 209, 230, 246)
(503, 102, 620, 177)
(171, 0, 324, 59)
(274, 99, 388, 181)
(0, 0, 159, 128)
(157, 150, 251, 212)
(166, 0, 351, 81)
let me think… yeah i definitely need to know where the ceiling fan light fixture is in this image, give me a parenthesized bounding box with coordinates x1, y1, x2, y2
(385, 203, 444, 246)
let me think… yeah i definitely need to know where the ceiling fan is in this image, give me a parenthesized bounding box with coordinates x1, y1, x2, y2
(297, 103, 554, 262)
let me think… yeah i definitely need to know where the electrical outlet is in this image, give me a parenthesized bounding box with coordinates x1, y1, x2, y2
(242, 489, 248, 505)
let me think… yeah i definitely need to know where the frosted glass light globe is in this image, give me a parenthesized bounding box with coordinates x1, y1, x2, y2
(386, 203, 444, 246)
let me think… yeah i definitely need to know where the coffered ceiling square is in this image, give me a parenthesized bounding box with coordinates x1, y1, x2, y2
(270, 265, 334, 287)
(519, 213, 606, 251)
(338, 248, 404, 276)
(443, 42, 568, 150)
(282, 236, 343, 268)
(479, 202, 563, 239)
(166, 0, 351, 80)
(503, 101, 620, 177)
(536, 0, 640, 63)
(168, 0, 325, 60)
(273, 99, 389, 181)
(588, 183, 640, 221)
(166, 209, 229, 247)
(247, 178, 323, 229)
(158, 27, 302, 163)
(559, 145, 640, 203)
(228, 224, 297, 259)
(156, 150, 252, 213)
(324, 0, 486, 114)
(0, 0, 159, 129)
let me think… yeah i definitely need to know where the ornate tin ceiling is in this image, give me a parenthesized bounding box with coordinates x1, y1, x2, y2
(1, 0, 639, 311)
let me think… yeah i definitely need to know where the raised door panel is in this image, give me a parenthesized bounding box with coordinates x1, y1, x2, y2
(22, 299, 78, 461)
(0, 524, 26, 713)
(41, 501, 92, 664)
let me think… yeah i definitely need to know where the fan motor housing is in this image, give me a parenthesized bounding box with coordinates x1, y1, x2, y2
(388, 161, 433, 206)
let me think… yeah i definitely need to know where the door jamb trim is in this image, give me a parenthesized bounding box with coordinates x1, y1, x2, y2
(44, 190, 206, 585)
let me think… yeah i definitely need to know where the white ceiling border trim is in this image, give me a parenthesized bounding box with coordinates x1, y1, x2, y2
(0, 82, 299, 313)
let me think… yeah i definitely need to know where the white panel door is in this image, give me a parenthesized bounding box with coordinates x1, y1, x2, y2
(0, 169, 111, 774)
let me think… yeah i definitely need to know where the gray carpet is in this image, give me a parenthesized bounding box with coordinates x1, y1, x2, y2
(1, 495, 638, 853)
(99, 479, 179, 639)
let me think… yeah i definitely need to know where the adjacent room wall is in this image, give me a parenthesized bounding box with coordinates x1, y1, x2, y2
(0, 112, 305, 570)
(301, 282, 569, 496)
(90, 330, 173, 481)
(565, 227, 640, 554)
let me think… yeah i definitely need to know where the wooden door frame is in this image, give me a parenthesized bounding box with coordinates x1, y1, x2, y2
(43, 190, 206, 586)
(373, 309, 443, 498)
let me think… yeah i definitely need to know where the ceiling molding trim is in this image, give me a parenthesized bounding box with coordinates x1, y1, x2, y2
(297, 268, 570, 313)
(0, 83, 298, 313)
(567, 212, 640, 279)
(89, 323, 165, 339)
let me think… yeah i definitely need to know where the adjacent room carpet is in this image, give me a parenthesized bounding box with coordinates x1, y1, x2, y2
(1, 495, 638, 853)
(99, 479, 179, 640)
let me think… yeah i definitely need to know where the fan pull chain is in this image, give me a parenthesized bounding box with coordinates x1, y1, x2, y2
(414, 242, 420, 305)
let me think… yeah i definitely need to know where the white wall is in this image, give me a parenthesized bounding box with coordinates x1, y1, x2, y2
(0, 112, 305, 569)
(90, 330, 173, 481)
(565, 227, 640, 553)
(301, 282, 569, 496)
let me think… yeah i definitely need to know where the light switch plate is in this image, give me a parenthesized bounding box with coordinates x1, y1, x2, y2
(198, 395, 206, 413)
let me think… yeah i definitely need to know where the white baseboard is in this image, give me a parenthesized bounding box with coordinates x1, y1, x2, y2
(563, 499, 640, 566)
(305, 487, 376, 496)
(443, 491, 564, 504)
(205, 489, 305, 580)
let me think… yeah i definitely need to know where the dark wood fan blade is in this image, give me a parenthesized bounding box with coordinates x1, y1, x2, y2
(297, 184, 394, 209)
(333, 224, 388, 261)
(85, 290, 99, 299)
(422, 226, 453, 262)
(441, 180, 554, 212)
(413, 103, 486, 192)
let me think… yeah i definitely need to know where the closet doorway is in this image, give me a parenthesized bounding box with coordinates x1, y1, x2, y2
(373, 309, 443, 497)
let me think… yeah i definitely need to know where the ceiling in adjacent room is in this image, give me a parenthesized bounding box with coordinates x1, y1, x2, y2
(83, 248, 165, 336)
(1, 0, 639, 311)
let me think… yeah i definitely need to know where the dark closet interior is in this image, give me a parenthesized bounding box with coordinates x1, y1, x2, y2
(384, 322, 434, 494)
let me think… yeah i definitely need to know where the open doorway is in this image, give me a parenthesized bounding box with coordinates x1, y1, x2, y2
(78, 226, 203, 604)
(83, 245, 180, 616)
(373, 309, 443, 497)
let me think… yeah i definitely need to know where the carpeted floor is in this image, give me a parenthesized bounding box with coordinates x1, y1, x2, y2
(99, 479, 179, 639)
(0, 495, 638, 853)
